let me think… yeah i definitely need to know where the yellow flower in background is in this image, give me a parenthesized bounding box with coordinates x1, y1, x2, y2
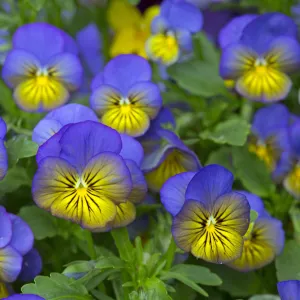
(107, 0, 159, 58)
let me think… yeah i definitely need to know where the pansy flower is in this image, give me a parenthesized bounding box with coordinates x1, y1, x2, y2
(277, 280, 300, 300)
(32, 103, 98, 146)
(32, 121, 147, 231)
(0, 283, 9, 298)
(249, 104, 292, 182)
(220, 13, 300, 102)
(4, 295, 45, 300)
(227, 191, 284, 272)
(160, 165, 250, 263)
(107, 0, 159, 58)
(0, 207, 35, 283)
(142, 129, 200, 192)
(0, 118, 8, 180)
(146, 0, 203, 65)
(90, 54, 162, 137)
(138, 106, 176, 155)
(283, 120, 300, 198)
(18, 248, 42, 282)
(76, 23, 103, 77)
(2, 23, 83, 112)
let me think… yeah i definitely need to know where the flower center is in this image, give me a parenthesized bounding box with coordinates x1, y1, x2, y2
(119, 97, 131, 105)
(254, 58, 268, 75)
(206, 215, 217, 233)
(165, 33, 177, 48)
(36, 75, 49, 86)
(248, 142, 275, 170)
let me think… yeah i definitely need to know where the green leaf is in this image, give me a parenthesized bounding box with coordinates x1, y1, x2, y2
(207, 264, 261, 297)
(0, 81, 19, 116)
(91, 289, 115, 300)
(0, 12, 19, 28)
(276, 240, 300, 281)
(27, 0, 47, 11)
(200, 117, 250, 146)
(95, 256, 125, 270)
(169, 264, 222, 286)
(0, 166, 31, 195)
(161, 271, 208, 297)
(19, 206, 57, 240)
(6, 136, 38, 165)
(167, 59, 227, 98)
(193, 32, 220, 67)
(250, 210, 259, 223)
(249, 296, 280, 300)
(21, 273, 93, 300)
(139, 278, 172, 300)
(206, 146, 234, 172)
(202, 98, 228, 127)
(63, 261, 94, 275)
(232, 146, 276, 197)
(111, 227, 135, 262)
(136, 204, 161, 217)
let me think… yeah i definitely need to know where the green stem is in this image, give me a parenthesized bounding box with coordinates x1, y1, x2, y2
(84, 230, 97, 260)
(164, 237, 177, 270)
(240, 98, 253, 122)
(7, 124, 32, 137)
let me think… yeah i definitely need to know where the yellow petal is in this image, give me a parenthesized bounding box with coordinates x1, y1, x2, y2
(173, 200, 245, 263)
(107, 0, 142, 31)
(143, 5, 160, 31)
(228, 218, 277, 271)
(110, 27, 147, 58)
(111, 201, 136, 228)
(102, 106, 150, 137)
(284, 165, 300, 198)
(236, 67, 292, 102)
(14, 77, 69, 112)
(0, 283, 9, 298)
(145, 149, 191, 192)
(146, 33, 180, 66)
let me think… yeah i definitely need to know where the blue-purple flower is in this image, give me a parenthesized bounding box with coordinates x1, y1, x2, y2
(76, 23, 103, 83)
(227, 191, 284, 272)
(4, 295, 45, 300)
(0, 118, 8, 180)
(160, 165, 250, 263)
(283, 120, 300, 198)
(2, 23, 83, 112)
(90, 54, 162, 137)
(142, 129, 200, 192)
(277, 280, 300, 300)
(249, 104, 292, 182)
(32, 121, 147, 231)
(146, 0, 203, 65)
(32, 104, 98, 146)
(0, 207, 37, 283)
(219, 13, 300, 102)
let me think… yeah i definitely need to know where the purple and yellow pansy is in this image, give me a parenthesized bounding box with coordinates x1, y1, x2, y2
(2, 23, 83, 112)
(219, 13, 300, 102)
(161, 165, 250, 263)
(33, 121, 147, 231)
(90, 54, 162, 137)
(146, 0, 203, 65)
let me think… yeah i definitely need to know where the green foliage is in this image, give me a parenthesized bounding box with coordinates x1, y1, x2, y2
(22, 273, 93, 300)
(168, 59, 227, 98)
(232, 146, 276, 197)
(200, 117, 250, 146)
(206, 146, 234, 172)
(0, 166, 31, 195)
(6, 136, 38, 165)
(276, 240, 300, 281)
